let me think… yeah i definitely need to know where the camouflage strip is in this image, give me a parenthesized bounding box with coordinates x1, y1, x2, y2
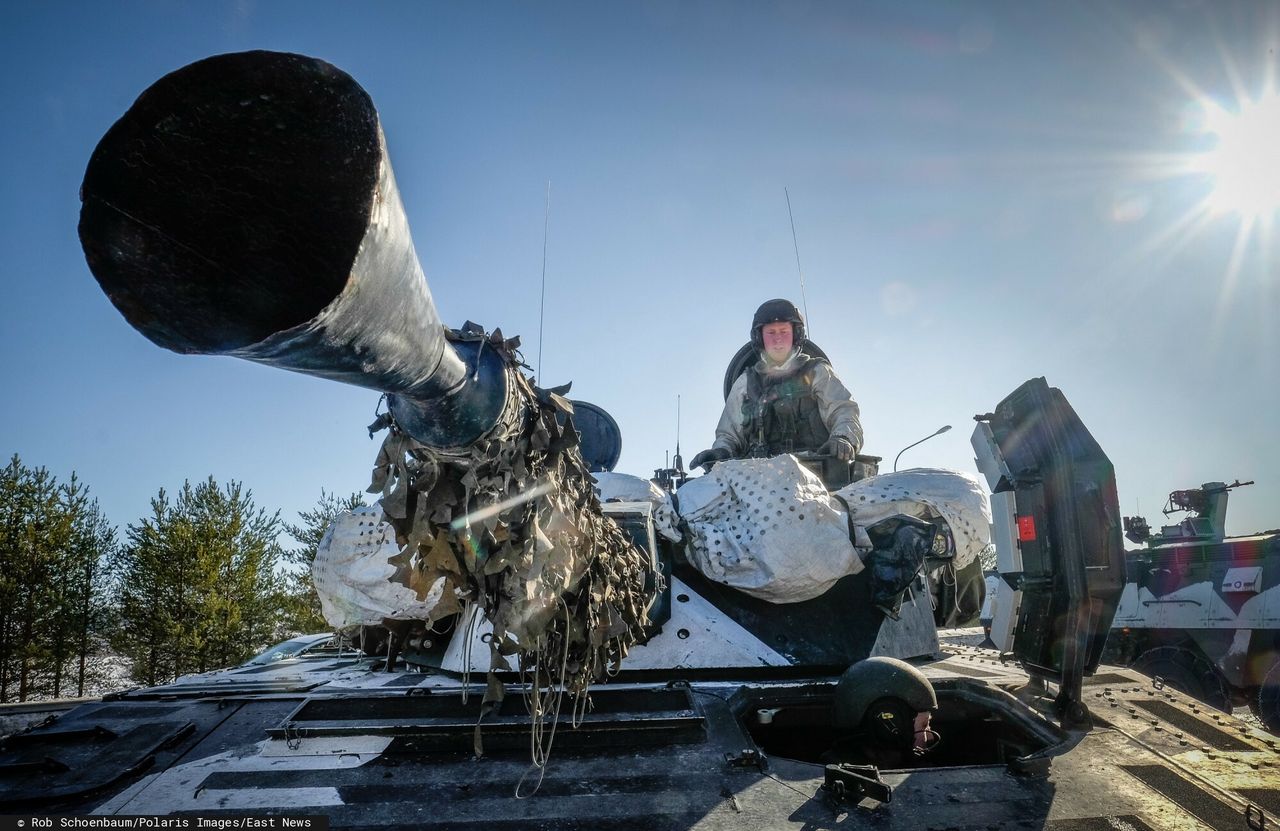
(367, 325, 655, 698)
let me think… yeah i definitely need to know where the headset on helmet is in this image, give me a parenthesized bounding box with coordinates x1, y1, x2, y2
(750, 298, 806, 350)
(832, 656, 937, 733)
(865, 698, 918, 748)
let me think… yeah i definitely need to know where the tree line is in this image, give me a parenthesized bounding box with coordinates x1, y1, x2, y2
(0, 453, 363, 702)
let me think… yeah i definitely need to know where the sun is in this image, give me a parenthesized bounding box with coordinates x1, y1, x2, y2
(1190, 91, 1280, 220)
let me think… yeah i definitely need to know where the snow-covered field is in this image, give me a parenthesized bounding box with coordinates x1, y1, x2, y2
(0, 655, 135, 738)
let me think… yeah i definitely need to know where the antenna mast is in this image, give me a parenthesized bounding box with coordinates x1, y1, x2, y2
(674, 395, 683, 472)
(537, 180, 551, 380)
(785, 187, 810, 335)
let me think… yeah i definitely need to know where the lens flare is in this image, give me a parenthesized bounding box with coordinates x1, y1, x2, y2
(1190, 92, 1280, 219)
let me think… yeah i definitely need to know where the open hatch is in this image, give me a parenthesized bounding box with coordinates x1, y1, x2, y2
(733, 677, 1067, 771)
(971, 377, 1127, 725)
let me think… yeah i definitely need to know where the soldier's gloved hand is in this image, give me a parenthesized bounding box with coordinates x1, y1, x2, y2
(690, 447, 732, 470)
(819, 437, 856, 461)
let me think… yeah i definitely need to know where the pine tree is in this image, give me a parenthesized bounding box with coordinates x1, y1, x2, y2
(114, 489, 183, 686)
(0, 455, 27, 701)
(114, 478, 282, 685)
(64, 496, 116, 697)
(6, 462, 64, 701)
(0, 456, 117, 702)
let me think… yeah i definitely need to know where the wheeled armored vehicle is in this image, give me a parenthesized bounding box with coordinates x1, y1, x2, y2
(1102, 480, 1280, 733)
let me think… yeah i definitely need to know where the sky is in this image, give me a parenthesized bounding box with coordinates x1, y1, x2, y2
(2, 1, 1278, 545)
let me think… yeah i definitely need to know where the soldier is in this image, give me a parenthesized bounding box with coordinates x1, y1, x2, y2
(690, 299, 863, 470)
(823, 656, 941, 769)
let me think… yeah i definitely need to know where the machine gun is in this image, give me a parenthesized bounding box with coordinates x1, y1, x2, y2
(1123, 479, 1254, 546)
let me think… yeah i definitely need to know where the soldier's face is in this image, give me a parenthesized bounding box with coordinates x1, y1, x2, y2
(761, 322, 794, 364)
(913, 711, 939, 752)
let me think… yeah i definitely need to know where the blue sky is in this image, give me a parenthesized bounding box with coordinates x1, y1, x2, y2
(3, 1, 1277, 540)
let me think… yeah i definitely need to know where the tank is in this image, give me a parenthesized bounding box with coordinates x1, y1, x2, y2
(3, 51, 1278, 827)
(1099, 480, 1280, 733)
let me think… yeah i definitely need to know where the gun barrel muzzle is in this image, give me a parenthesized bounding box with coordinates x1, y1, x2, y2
(80, 51, 506, 447)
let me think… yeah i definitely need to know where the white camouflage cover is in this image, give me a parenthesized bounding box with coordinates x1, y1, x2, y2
(312, 498, 602, 646)
(592, 471, 683, 541)
(836, 467, 991, 570)
(676, 456, 864, 603)
(314, 466, 992, 621)
(676, 461, 991, 604)
(312, 506, 444, 627)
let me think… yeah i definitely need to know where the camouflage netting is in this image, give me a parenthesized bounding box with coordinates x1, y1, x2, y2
(317, 326, 654, 696)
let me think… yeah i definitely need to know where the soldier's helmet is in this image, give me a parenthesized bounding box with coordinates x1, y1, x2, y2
(750, 298, 806, 349)
(833, 656, 937, 746)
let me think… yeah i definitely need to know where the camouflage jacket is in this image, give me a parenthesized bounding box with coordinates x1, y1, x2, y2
(712, 351, 863, 458)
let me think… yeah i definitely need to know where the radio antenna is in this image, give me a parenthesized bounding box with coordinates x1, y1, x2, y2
(785, 187, 811, 336)
(537, 180, 551, 380)
(673, 395, 684, 472)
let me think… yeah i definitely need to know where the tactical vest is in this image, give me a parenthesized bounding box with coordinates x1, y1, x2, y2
(741, 356, 830, 457)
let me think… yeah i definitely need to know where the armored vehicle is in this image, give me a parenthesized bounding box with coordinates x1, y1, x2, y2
(1102, 480, 1280, 733)
(3, 51, 1278, 828)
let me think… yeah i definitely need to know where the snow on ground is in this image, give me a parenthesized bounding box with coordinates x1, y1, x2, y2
(937, 627, 987, 649)
(0, 654, 135, 738)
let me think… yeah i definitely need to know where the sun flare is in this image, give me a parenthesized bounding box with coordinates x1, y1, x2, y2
(1190, 92, 1280, 220)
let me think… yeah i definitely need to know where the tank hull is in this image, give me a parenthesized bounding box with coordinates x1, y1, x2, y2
(3, 638, 1277, 827)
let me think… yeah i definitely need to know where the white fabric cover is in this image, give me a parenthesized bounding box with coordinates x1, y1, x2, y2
(676, 456, 864, 603)
(312, 498, 594, 644)
(836, 467, 991, 570)
(312, 506, 444, 627)
(313, 466, 992, 623)
(591, 471, 683, 541)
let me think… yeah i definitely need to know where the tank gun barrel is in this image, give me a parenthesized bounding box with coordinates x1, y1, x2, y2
(77, 50, 657, 695)
(78, 50, 505, 450)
